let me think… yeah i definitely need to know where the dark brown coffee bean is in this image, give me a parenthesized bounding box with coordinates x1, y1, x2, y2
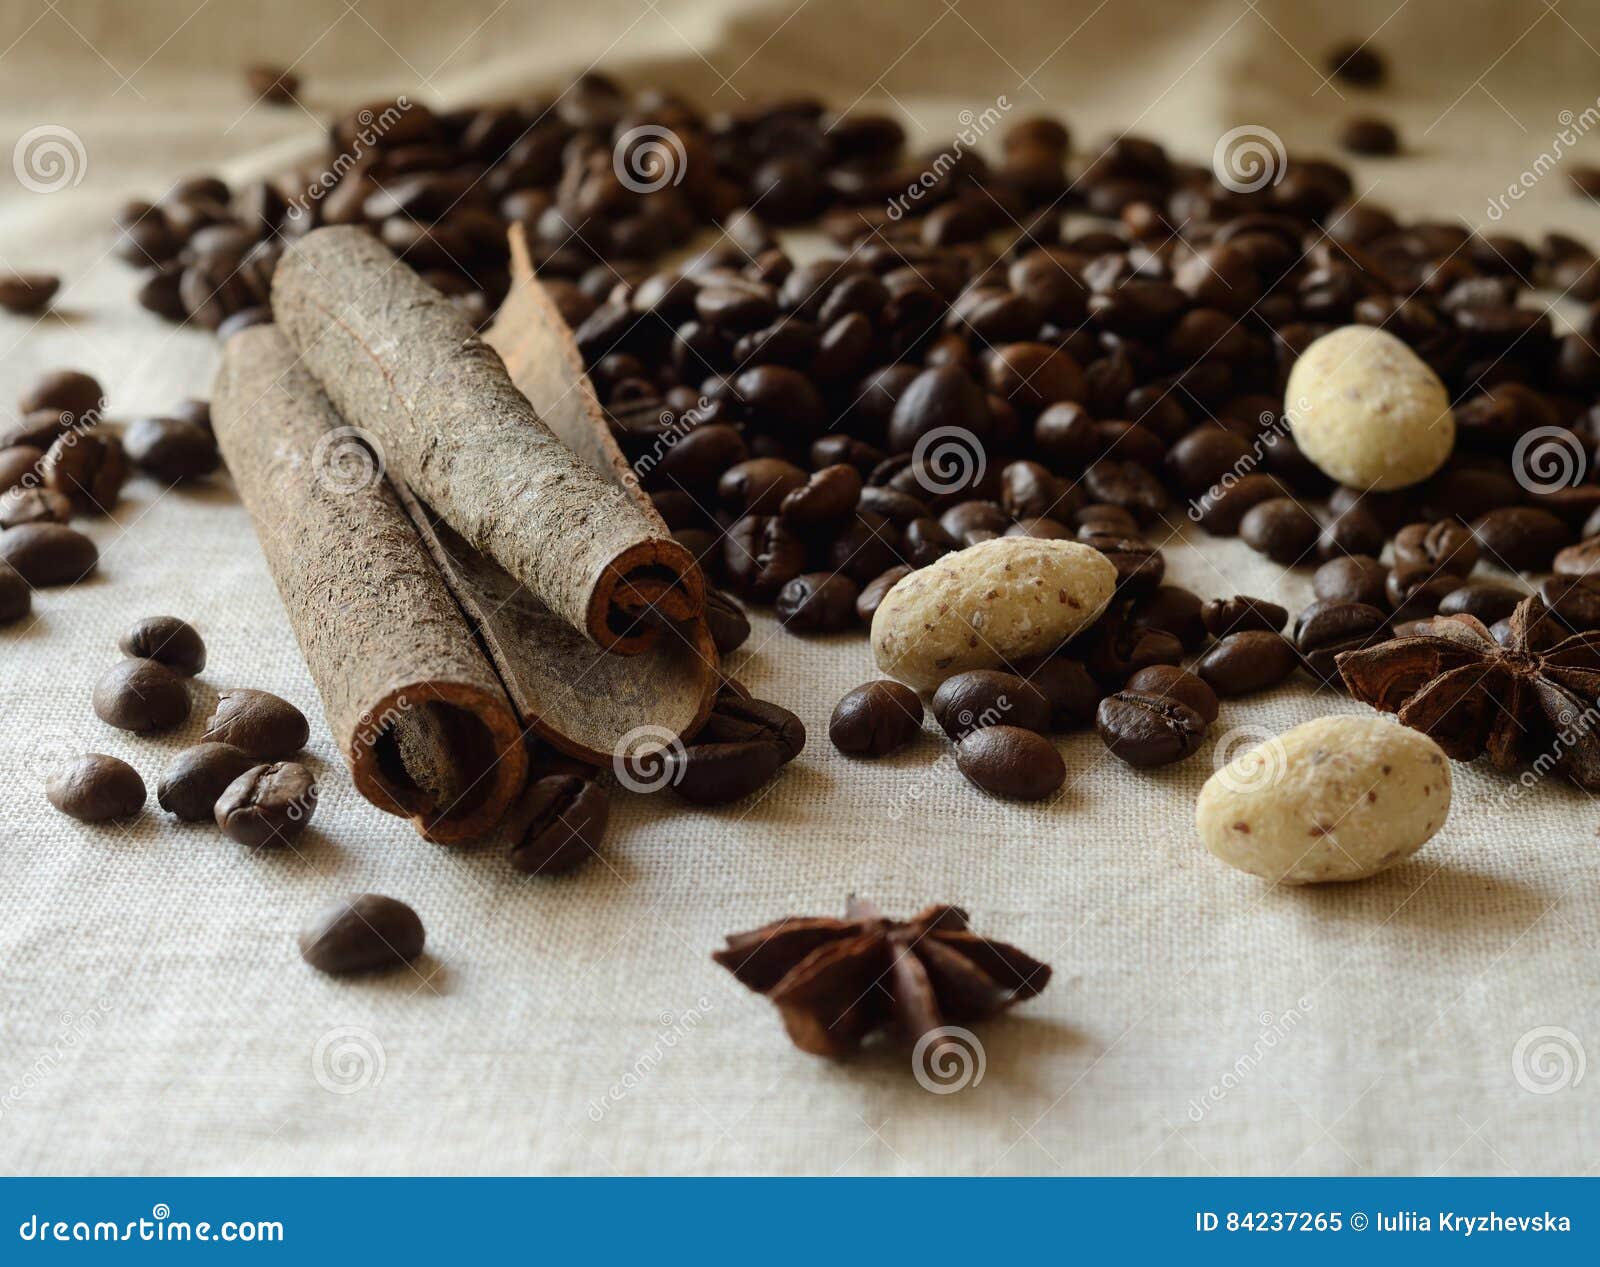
(1194, 473, 1286, 535)
(19, 369, 102, 421)
(939, 500, 1009, 540)
(1086, 611, 1183, 683)
(0, 273, 59, 314)
(46, 754, 145, 822)
(985, 342, 1084, 413)
(723, 514, 805, 600)
(41, 431, 126, 514)
(1000, 460, 1063, 519)
(299, 894, 425, 977)
(718, 457, 807, 515)
(1130, 585, 1206, 649)
(1385, 564, 1460, 623)
(666, 739, 786, 805)
(657, 422, 748, 488)
(201, 688, 309, 759)
(1095, 690, 1207, 768)
(857, 485, 928, 524)
(1073, 503, 1141, 537)
(119, 615, 206, 676)
(1083, 459, 1167, 522)
(1196, 630, 1299, 696)
(1316, 502, 1387, 559)
(1328, 41, 1384, 84)
(1394, 520, 1478, 578)
(1164, 427, 1252, 496)
(0, 520, 96, 585)
(694, 694, 805, 761)
(933, 670, 1051, 740)
(1438, 580, 1525, 625)
(0, 444, 43, 492)
(508, 775, 608, 875)
(1554, 535, 1600, 581)
(92, 658, 190, 732)
(776, 571, 859, 632)
(121, 416, 219, 482)
(705, 588, 751, 653)
(1200, 595, 1288, 638)
(215, 761, 317, 847)
(0, 486, 72, 529)
(955, 726, 1064, 801)
(1470, 507, 1570, 572)
(857, 565, 912, 624)
(156, 742, 256, 821)
(247, 64, 300, 104)
(826, 510, 900, 583)
(779, 463, 861, 527)
(1010, 656, 1100, 731)
(1033, 401, 1097, 469)
(1294, 598, 1390, 688)
(1125, 664, 1219, 724)
(1342, 117, 1399, 156)
(887, 365, 991, 454)
(137, 268, 186, 319)
(1239, 496, 1319, 563)
(829, 680, 923, 756)
(901, 516, 956, 566)
(0, 564, 28, 625)
(1313, 555, 1388, 607)
(1540, 574, 1600, 631)
(1082, 534, 1164, 596)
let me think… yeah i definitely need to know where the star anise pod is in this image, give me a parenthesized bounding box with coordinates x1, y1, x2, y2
(712, 897, 1052, 1058)
(1336, 597, 1600, 788)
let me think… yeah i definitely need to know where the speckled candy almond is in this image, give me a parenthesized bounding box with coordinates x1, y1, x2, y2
(1196, 715, 1450, 885)
(870, 537, 1116, 692)
(1285, 325, 1454, 491)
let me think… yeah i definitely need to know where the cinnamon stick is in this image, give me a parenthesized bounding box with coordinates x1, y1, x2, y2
(211, 325, 527, 842)
(271, 225, 702, 655)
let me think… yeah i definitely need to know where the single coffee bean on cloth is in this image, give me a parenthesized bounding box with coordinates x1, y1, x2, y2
(156, 743, 257, 822)
(506, 774, 609, 876)
(299, 894, 425, 976)
(214, 761, 318, 847)
(119, 616, 206, 676)
(46, 754, 145, 822)
(201, 688, 308, 760)
(829, 681, 923, 756)
(92, 659, 191, 733)
(955, 726, 1064, 801)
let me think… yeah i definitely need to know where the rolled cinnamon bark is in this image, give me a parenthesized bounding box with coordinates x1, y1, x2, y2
(272, 225, 702, 655)
(212, 325, 527, 842)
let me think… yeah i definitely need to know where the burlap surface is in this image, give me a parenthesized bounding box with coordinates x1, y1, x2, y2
(2, 0, 1597, 1175)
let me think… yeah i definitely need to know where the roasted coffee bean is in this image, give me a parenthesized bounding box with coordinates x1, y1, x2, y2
(1196, 630, 1299, 697)
(1393, 520, 1478, 578)
(1342, 117, 1399, 156)
(779, 463, 861, 527)
(718, 457, 807, 515)
(1164, 427, 1253, 496)
(0, 444, 43, 492)
(1239, 496, 1319, 563)
(1095, 690, 1207, 768)
(1470, 507, 1570, 572)
(695, 694, 805, 761)
(857, 485, 928, 524)
(215, 761, 318, 847)
(1083, 534, 1164, 595)
(1033, 401, 1097, 469)
(1554, 535, 1600, 581)
(723, 514, 806, 601)
(201, 688, 309, 759)
(92, 658, 190, 733)
(999, 460, 1062, 519)
(299, 894, 426, 977)
(1316, 502, 1387, 559)
(932, 670, 1051, 740)
(939, 500, 1009, 539)
(247, 64, 300, 104)
(776, 571, 859, 632)
(1006, 516, 1071, 540)
(1437, 580, 1526, 625)
(19, 369, 102, 421)
(0, 564, 28, 625)
(1294, 599, 1389, 687)
(156, 742, 256, 821)
(985, 342, 1084, 413)
(508, 774, 609, 875)
(1082, 459, 1167, 522)
(1194, 473, 1287, 535)
(121, 416, 220, 482)
(666, 739, 786, 805)
(829, 680, 923, 756)
(119, 615, 206, 676)
(0, 486, 72, 529)
(1313, 555, 1388, 607)
(856, 565, 912, 624)
(1200, 595, 1287, 637)
(1130, 584, 1206, 649)
(826, 510, 901, 583)
(0, 272, 59, 314)
(1086, 614, 1183, 683)
(1125, 664, 1219, 723)
(1328, 40, 1385, 84)
(705, 588, 751, 653)
(46, 754, 144, 822)
(1540, 574, 1600, 630)
(955, 725, 1064, 801)
(1073, 503, 1141, 537)
(902, 516, 956, 566)
(0, 523, 97, 588)
(41, 431, 126, 514)
(1011, 655, 1101, 730)
(1385, 564, 1460, 623)
(887, 365, 991, 454)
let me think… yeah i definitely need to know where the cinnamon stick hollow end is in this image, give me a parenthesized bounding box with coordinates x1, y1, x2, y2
(212, 325, 528, 844)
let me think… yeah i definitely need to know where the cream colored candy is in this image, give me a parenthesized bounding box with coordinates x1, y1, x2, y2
(1285, 325, 1454, 491)
(1196, 715, 1450, 884)
(870, 537, 1116, 692)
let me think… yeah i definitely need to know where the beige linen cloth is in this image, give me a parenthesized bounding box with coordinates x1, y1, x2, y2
(2, 0, 1599, 1176)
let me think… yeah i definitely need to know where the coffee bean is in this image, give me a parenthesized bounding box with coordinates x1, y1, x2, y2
(1342, 117, 1399, 156)
(1083, 459, 1167, 522)
(247, 64, 300, 105)
(1130, 584, 1206, 649)
(829, 680, 923, 756)
(201, 688, 309, 759)
(955, 725, 1064, 800)
(695, 693, 806, 761)
(776, 571, 859, 632)
(933, 669, 1051, 740)
(857, 565, 912, 624)
(826, 510, 901, 583)
(508, 774, 608, 874)
(41, 431, 126, 514)
(718, 457, 807, 515)
(1328, 41, 1384, 84)
(0, 273, 60, 315)
(1196, 630, 1299, 696)
(215, 761, 318, 847)
(1095, 690, 1207, 767)
(1239, 496, 1319, 563)
(1313, 555, 1388, 607)
(1073, 503, 1141, 537)
(119, 615, 206, 676)
(121, 416, 220, 482)
(723, 514, 805, 600)
(0, 487, 72, 530)
(1200, 594, 1287, 637)
(0, 522, 96, 586)
(1385, 564, 1460, 623)
(1125, 664, 1219, 723)
(0, 564, 28, 625)
(780, 463, 861, 527)
(1393, 520, 1478, 578)
(1000, 460, 1062, 519)
(1194, 473, 1286, 535)
(1316, 502, 1387, 559)
(985, 342, 1084, 413)
(1554, 535, 1600, 581)
(1011, 655, 1101, 730)
(705, 587, 751, 653)
(1438, 580, 1526, 625)
(666, 739, 786, 804)
(939, 500, 1009, 540)
(157, 742, 256, 820)
(1470, 506, 1570, 572)
(93, 659, 190, 732)
(1294, 598, 1389, 688)
(0, 444, 43, 492)
(299, 894, 425, 977)
(19, 369, 102, 421)
(1082, 534, 1164, 596)
(1164, 427, 1252, 496)
(46, 754, 145, 822)
(1540, 574, 1600, 631)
